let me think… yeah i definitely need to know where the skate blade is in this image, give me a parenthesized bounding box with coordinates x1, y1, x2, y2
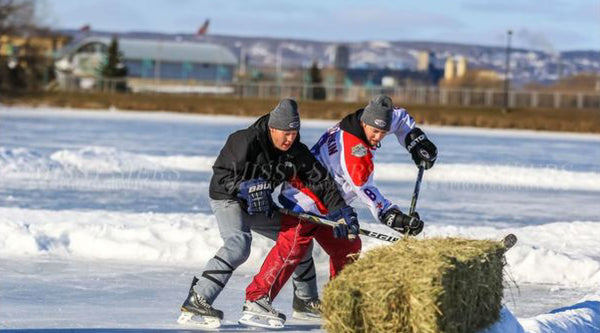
(239, 312, 285, 329)
(292, 310, 321, 321)
(177, 311, 221, 329)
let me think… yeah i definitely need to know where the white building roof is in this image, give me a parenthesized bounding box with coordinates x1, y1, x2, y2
(64, 37, 238, 65)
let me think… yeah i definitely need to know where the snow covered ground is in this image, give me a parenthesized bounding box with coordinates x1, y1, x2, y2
(1, 106, 599, 332)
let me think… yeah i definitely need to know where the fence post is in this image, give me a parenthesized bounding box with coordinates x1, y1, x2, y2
(412, 87, 418, 105)
(554, 92, 561, 109)
(577, 93, 584, 109)
(463, 89, 471, 106)
(531, 92, 538, 108)
(302, 82, 307, 100)
(439, 88, 446, 105)
(484, 90, 492, 107)
(427, 87, 433, 105)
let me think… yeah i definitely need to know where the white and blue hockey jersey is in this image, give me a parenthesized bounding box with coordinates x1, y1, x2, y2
(279, 108, 416, 220)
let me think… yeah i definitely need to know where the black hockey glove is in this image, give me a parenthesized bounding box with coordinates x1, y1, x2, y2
(327, 206, 360, 239)
(237, 179, 274, 217)
(381, 207, 424, 236)
(405, 127, 437, 169)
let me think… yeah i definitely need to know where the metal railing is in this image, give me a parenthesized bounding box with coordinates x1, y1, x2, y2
(56, 75, 600, 110)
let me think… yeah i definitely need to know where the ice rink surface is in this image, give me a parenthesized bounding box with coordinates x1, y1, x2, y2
(1, 107, 599, 332)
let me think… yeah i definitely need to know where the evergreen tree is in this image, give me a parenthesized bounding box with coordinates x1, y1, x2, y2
(98, 35, 128, 92)
(309, 60, 326, 100)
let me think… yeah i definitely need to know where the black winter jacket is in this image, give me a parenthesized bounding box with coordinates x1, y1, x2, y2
(209, 114, 346, 212)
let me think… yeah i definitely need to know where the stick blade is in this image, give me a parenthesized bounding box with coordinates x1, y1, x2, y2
(502, 233, 518, 251)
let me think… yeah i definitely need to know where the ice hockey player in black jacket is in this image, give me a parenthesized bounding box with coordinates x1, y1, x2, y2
(177, 99, 360, 329)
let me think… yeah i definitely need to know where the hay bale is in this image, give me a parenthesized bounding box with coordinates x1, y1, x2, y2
(322, 237, 507, 333)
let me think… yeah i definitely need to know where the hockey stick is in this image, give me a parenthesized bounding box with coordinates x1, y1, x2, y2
(275, 164, 426, 242)
(278, 208, 519, 250)
(408, 163, 425, 216)
(278, 208, 401, 243)
(394, 163, 427, 238)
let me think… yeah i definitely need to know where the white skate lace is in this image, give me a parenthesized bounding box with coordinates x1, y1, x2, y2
(307, 299, 322, 312)
(196, 295, 213, 309)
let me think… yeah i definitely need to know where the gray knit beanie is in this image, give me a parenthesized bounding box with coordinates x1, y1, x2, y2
(268, 99, 300, 130)
(361, 95, 393, 131)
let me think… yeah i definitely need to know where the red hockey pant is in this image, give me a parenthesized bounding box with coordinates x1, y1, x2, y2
(245, 213, 362, 301)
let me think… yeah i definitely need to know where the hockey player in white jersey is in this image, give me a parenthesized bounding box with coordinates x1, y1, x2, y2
(282, 94, 437, 222)
(242, 95, 438, 326)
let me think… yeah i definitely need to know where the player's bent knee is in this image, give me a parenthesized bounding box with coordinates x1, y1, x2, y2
(225, 234, 252, 267)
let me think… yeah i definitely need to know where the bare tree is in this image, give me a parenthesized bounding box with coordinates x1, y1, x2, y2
(0, 0, 36, 35)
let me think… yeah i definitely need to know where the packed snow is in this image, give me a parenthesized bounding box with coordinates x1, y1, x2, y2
(3, 146, 600, 192)
(1, 106, 599, 332)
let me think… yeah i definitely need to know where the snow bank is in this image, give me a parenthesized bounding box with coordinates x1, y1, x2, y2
(0, 207, 331, 271)
(480, 307, 525, 333)
(423, 223, 600, 288)
(1, 207, 599, 289)
(520, 295, 600, 333)
(481, 293, 600, 333)
(0, 146, 214, 176)
(375, 163, 600, 192)
(3, 147, 600, 192)
(50, 146, 214, 173)
(0, 207, 223, 262)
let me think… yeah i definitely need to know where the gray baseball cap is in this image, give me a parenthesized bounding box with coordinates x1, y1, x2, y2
(361, 95, 393, 131)
(268, 99, 300, 130)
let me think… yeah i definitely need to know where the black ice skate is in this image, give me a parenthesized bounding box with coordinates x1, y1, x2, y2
(177, 277, 224, 329)
(292, 293, 322, 320)
(238, 296, 286, 329)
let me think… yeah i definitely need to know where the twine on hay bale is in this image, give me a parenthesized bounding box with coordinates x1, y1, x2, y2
(322, 237, 508, 333)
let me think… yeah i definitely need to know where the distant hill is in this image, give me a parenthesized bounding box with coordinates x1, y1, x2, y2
(57, 29, 600, 87)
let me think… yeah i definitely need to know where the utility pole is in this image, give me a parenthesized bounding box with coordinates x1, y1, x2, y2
(276, 44, 283, 84)
(503, 30, 513, 114)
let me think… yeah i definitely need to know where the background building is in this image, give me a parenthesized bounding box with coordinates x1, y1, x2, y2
(441, 55, 502, 88)
(54, 36, 238, 91)
(0, 31, 70, 90)
(444, 56, 456, 80)
(417, 51, 436, 72)
(333, 44, 350, 70)
(1, 32, 69, 59)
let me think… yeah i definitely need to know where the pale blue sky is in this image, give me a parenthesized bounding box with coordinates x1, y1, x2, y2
(42, 0, 599, 51)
